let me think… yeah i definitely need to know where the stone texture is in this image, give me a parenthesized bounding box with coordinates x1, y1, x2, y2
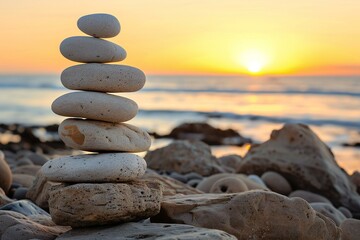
(237, 123, 360, 214)
(42, 153, 146, 182)
(310, 203, 346, 226)
(77, 13, 121, 38)
(209, 177, 248, 193)
(59, 118, 151, 152)
(52, 92, 138, 123)
(151, 191, 340, 239)
(196, 173, 267, 193)
(340, 218, 360, 240)
(145, 140, 224, 176)
(60, 36, 126, 63)
(261, 171, 292, 195)
(289, 190, 333, 204)
(48, 180, 162, 227)
(0, 150, 12, 193)
(26, 170, 62, 210)
(0, 210, 69, 240)
(61, 63, 146, 92)
(142, 171, 203, 197)
(56, 222, 237, 240)
(0, 200, 49, 217)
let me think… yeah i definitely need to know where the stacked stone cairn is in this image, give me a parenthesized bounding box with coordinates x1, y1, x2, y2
(41, 14, 162, 227)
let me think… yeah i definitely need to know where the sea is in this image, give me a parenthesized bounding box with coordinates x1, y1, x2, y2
(0, 74, 359, 174)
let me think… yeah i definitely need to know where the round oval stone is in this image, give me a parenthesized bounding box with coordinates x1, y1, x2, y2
(61, 64, 146, 92)
(42, 153, 146, 182)
(77, 13, 120, 38)
(52, 92, 138, 123)
(58, 118, 151, 152)
(60, 36, 126, 63)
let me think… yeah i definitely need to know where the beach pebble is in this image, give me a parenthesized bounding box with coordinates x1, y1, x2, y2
(210, 177, 248, 193)
(12, 187, 28, 200)
(261, 171, 292, 195)
(0, 200, 49, 217)
(218, 154, 242, 171)
(12, 165, 41, 176)
(310, 203, 346, 226)
(52, 92, 138, 123)
(340, 218, 360, 240)
(60, 36, 126, 63)
(338, 206, 352, 218)
(59, 118, 151, 152)
(289, 190, 332, 204)
(78, 13, 120, 38)
(169, 172, 187, 183)
(27, 153, 48, 166)
(247, 174, 267, 188)
(42, 153, 146, 183)
(0, 151, 12, 193)
(187, 178, 202, 188)
(16, 157, 34, 166)
(12, 174, 35, 188)
(0, 188, 13, 206)
(61, 64, 146, 92)
(184, 172, 203, 181)
(48, 181, 162, 227)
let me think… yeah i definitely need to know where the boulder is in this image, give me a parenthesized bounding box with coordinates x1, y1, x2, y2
(237, 124, 360, 214)
(56, 222, 237, 240)
(145, 140, 224, 176)
(0, 210, 69, 240)
(151, 191, 340, 239)
(162, 123, 251, 146)
(48, 180, 162, 227)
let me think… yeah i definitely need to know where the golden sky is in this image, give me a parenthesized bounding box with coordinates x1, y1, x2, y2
(1, 0, 360, 75)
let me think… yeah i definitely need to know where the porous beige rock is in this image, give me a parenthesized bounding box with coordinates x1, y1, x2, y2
(0, 210, 69, 240)
(61, 64, 146, 92)
(0, 151, 12, 193)
(48, 181, 162, 227)
(26, 170, 62, 210)
(52, 92, 138, 123)
(77, 13, 121, 38)
(261, 171, 292, 195)
(237, 123, 360, 214)
(210, 177, 248, 193)
(196, 173, 267, 193)
(57, 222, 237, 240)
(59, 118, 151, 152)
(151, 191, 341, 239)
(340, 218, 360, 240)
(60, 36, 126, 63)
(145, 140, 224, 176)
(42, 153, 146, 182)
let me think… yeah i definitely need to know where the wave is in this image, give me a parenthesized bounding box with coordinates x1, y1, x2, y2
(0, 82, 63, 90)
(139, 109, 360, 128)
(142, 88, 360, 97)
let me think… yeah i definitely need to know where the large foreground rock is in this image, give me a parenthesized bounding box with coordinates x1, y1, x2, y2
(0, 210, 69, 240)
(49, 181, 162, 227)
(145, 140, 224, 176)
(237, 124, 360, 214)
(56, 222, 237, 240)
(151, 191, 340, 239)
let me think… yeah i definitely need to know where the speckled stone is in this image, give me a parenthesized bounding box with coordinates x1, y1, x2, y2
(42, 153, 146, 183)
(77, 13, 121, 38)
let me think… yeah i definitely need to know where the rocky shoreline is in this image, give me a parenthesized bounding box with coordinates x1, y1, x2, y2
(0, 122, 359, 239)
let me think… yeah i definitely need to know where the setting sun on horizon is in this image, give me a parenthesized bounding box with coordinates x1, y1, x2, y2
(1, 0, 360, 76)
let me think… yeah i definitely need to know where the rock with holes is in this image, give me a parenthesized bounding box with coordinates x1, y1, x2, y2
(77, 13, 121, 38)
(61, 64, 146, 92)
(57, 222, 237, 240)
(237, 123, 360, 215)
(58, 118, 151, 152)
(48, 180, 162, 227)
(52, 92, 138, 123)
(42, 153, 146, 182)
(151, 191, 340, 239)
(60, 36, 126, 63)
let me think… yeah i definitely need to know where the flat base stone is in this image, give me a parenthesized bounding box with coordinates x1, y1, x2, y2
(48, 181, 162, 227)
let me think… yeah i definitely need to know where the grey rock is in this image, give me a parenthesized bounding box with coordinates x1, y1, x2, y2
(289, 190, 332, 204)
(12, 187, 28, 200)
(310, 202, 346, 226)
(0, 200, 49, 217)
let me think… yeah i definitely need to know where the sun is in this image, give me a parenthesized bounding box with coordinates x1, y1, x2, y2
(238, 49, 268, 74)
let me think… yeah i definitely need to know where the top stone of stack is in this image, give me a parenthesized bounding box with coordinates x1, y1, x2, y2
(77, 13, 121, 38)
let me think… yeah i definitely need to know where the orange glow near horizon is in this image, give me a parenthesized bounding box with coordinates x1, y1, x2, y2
(0, 1, 360, 76)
